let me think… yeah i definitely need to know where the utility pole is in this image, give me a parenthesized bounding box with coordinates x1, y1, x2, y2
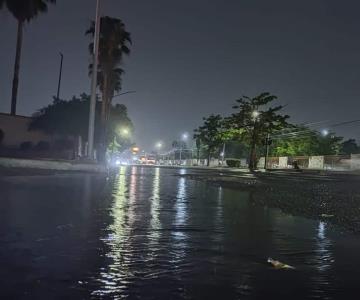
(264, 133, 270, 170)
(56, 52, 63, 101)
(87, 0, 101, 159)
(221, 143, 226, 165)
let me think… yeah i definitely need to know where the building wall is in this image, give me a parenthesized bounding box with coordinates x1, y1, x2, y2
(308, 156, 324, 169)
(0, 113, 51, 148)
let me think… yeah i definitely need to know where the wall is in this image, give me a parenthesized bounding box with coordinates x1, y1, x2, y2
(0, 113, 51, 148)
(308, 156, 324, 169)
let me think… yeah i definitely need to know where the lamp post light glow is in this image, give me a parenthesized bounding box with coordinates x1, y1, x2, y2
(322, 129, 329, 137)
(156, 142, 163, 149)
(252, 110, 260, 119)
(182, 133, 189, 141)
(118, 127, 130, 137)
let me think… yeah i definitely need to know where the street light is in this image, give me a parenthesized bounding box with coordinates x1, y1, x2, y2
(112, 90, 136, 99)
(321, 129, 329, 136)
(179, 133, 189, 164)
(156, 142, 163, 149)
(120, 128, 130, 136)
(252, 110, 260, 119)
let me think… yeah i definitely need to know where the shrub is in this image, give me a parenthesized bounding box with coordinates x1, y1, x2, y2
(35, 141, 50, 151)
(20, 141, 33, 151)
(226, 158, 241, 168)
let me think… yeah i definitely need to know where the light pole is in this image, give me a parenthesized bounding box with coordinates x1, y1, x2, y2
(221, 143, 226, 165)
(249, 110, 259, 170)
(56, 52, 63, 101)
(180, 133, 188, 165)
(112, 90, 136, 99)
(87, 0, 101, 159)
(264, 133, 270, 170)
(156, 142, 163, 164)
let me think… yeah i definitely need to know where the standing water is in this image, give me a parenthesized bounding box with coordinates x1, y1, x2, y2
(0, 166, 359, 299)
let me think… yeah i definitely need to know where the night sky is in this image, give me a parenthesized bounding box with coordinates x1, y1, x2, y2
(1, 0, 360, 150)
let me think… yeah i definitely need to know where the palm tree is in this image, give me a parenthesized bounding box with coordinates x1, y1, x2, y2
(0, 0, 56, 115)
(86, 16, 131, 126)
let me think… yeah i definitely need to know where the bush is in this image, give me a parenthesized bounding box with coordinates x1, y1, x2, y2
(20, 141, 33, 151)
(35, 141, 50, 151)
(226, 159, 241, 168)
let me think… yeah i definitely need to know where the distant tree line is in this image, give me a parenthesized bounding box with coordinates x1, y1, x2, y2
(194, 92, 359, 169)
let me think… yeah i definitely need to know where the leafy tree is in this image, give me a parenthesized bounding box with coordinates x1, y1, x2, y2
(194, 114, 225, 166)
(0, 0, 56, 115)
(317, 132, 343, 155)
(224, 140, 250, 159)
(171, 140, 189, 160)
(227, 93, 289, 169)
(195, 137, 201, 164)
(340, 139, 360, 155)
(29, 94, 133, 154)
(86, 16, 131, 125)
(271, 127, 343, 156)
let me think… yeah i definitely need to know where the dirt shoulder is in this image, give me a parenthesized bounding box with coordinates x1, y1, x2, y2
(181, 170, 360, 232)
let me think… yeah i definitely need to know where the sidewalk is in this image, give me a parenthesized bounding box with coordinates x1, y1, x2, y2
(0, 157, 106, 173)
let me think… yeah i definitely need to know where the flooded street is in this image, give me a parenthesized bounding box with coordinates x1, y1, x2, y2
(1, 166, 360, 299)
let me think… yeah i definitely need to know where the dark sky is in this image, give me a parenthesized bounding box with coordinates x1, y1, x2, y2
(1, 0, 360, 150)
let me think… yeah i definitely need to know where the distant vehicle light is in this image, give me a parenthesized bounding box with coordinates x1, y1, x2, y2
(115, 160, 121, 165)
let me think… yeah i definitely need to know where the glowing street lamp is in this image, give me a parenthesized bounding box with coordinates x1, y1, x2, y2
(321, 129, 329, 136)
(118, 127, 130, 137)
(182, 133, 189, 141)
(156, 142, 163, 149)
(252, 110, 260, 119)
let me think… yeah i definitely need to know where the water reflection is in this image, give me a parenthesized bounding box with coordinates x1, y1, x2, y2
(315, 221, 334, 272)
(168, 175, 189, 272)
(88, 167, 355, 299)
(149, 167, 161, 245)
(174, 177, 187, 238)
(92, 166, 131, 297)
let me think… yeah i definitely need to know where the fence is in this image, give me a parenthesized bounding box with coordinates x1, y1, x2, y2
(258, 155, 354, 170)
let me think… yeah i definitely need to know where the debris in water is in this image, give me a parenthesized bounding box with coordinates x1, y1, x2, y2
(267, 258, 295, 270)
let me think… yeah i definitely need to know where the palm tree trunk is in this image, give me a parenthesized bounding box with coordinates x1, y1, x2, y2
(11, 20, 24, 115)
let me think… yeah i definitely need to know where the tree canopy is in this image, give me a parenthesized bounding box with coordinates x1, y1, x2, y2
(271, 127, 343, 156)
(86, 16, 131, 122)
(29, 94, 133, 152)
(0, 0, 56, 22)
(194, 114, 226, 165)
(226, 92, 289, 169)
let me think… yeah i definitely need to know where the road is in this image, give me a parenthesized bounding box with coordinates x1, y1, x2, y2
(1, 166, 360, 299)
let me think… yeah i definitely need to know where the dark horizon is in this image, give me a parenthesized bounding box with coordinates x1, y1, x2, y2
(1, 0, 360, 150)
